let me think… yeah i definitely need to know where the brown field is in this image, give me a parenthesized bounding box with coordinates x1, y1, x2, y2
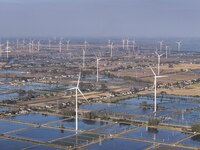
(113, 63, 200, 85)
(139, 83, 200, 97)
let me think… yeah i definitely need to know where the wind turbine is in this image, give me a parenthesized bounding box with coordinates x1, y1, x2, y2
(122, 39, 125, 49)
(155, 51, 164, 76)
(22, 40, 25, 50)
(48, 40, 51, 49)
(31, 41, 34, 51)
(108, 40, 111, 48)
(82, 48, 86, 68)
(165, 45, 168, 59)
(150, 66, 167, 115)
(67, 73, 88, 133)
(16, 39, 19, 49)
(110, 42, 113, 58)
(5, 41, 11, 59)
(37, 41, 40, 51)
(0, 42, 2, 57)
(59, 40, 62, 53)
(67, 40, 70, 51)
(28, 41, 33, 53)
(126, 39, 129, 50)
(0, 41, 3, 51)
(96, 56, 101, 82)
(132, 40, 136, 51)
(176, 41, 182, 51)
(84, 40, 88, 51)
(159, 40, 163, 51)
(28, 42, 31, 53)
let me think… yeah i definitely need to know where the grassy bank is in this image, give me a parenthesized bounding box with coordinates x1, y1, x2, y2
(105, 94, 138, 103)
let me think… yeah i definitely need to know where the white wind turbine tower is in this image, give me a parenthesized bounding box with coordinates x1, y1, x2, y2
(159, 40, 163, 51)
(82, 48, 86, 68)
(126, 39, 129, 50)
(0, 41, 2, 52)
(0, 42, 2, 57)
(28, 41, 33, 53)
(122, 39, 125, 49)
(155, 51, 164, 76)
(22, 40, 25, 50)
(108, 40, 111, 48)
(176, 41, 182, 51)
(37, 41, 40, 51)
(59, 40, 62, 53)
(5, 41, 11, 59)
(150, 66, 167, 115)
(17, 39, 19, 49)
(67, 73, 88, 133)
(96, 56, 101, 82)
(48, 40, 51, 49)
(67, 40, 70, 51)
(28, 42, 31, 53)
(84, 40, 88, 51)
(31, 41, 34, 51)
(132, 40, 136, 51)
(165, 45, 168, 59)
(110, 42, 113, 58)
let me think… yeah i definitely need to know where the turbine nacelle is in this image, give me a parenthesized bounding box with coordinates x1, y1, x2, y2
(155, 51, 164, 57)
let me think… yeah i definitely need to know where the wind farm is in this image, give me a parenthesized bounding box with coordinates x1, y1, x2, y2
(0, 37, 198, 150)
(0, 0, 200, 150)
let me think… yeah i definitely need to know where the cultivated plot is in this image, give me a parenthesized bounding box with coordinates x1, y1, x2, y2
(8, 113, 65, 124)
(7, 126, 75, 142)
(47, 118, 112, 131)
(84, 138, 152, 150)
(121, 126, 190, 143)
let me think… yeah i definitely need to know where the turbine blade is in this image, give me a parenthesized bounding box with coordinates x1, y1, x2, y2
(66, 87, 76, 91)
(157, 75, 168, 78)
(160, 53, 165, 56)
(76, 72, 81, 88)
(77, 88, 89, 103)
(150, 66, 156, 76)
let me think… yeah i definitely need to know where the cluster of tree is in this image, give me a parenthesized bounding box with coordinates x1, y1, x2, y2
(81, 70, 93, 78)
(2, 100, 17, 104)
(26, 90, 35, 99)
(17, 77, 29, 82)
(148, 118, 159, 126)
(122, 75, 151, 84)
(79, 82, 95, 91)
(111, 65, 126, 71)
(147, 127, 158, 134)
(191, 124, 200, 132)
(168, 63, 174, 68)
(100, 83, 108, 92)
(139, 101, 150, 110)
(61, 107, 75, 116)
(16, 89, 26, 95)
(127, 65, 133, 69)
(60, 124, 65, 133)
(82, 112, 97, 119)
(30, 69, 47, 73)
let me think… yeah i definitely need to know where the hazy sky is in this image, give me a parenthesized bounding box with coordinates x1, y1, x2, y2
(0, 0, 200, 38)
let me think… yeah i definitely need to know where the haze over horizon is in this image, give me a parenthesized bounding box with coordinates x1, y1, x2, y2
(0, 0, 200, 38)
